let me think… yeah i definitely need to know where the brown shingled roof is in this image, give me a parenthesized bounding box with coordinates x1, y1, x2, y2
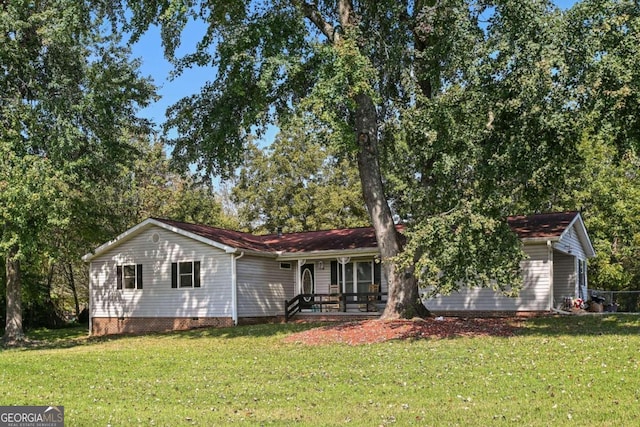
(507, 212, 578, 239)
(154, 218, 398, 253)
(154, 218, 271, 252)
(157, 213, 577, 254)
(85, 212, 591, 263)
(263, 227, 389, 253)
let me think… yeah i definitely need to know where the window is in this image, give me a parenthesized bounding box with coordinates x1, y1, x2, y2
(179, 262, 193, 287)
(338, 262, 373, 295)
(331, 260, 381, 297)
(116, 264, 143, 290)
(171, 261, 201, 288)
(578, 259, 587, 299)
(123, 265, 137, 289)
(280, 262, 292, 270)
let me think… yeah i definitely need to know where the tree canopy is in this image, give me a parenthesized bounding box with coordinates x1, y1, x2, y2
(3, 0, 640, 335)
(0, 0, 155, 342)
(120, 0, 587, 317)
(559, 0, 640, 292)
(231, 124, 369, 234)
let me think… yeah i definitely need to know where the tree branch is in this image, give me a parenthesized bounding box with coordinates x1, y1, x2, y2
(293, 1, 336, 43)
(338, 0, 355, 28)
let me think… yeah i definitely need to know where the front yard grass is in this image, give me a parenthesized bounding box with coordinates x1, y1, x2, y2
(1, 315, 638, 426)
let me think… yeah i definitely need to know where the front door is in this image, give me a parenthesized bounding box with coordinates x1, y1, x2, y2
(301, 264, 315, 307)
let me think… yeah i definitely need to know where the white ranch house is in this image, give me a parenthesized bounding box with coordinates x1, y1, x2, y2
(83, 212, 595, 336)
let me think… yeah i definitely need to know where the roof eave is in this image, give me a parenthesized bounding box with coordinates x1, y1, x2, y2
(559, 213, 596, 258)
(235, 249, 278, 258)
(519, 236, 561, 244)
(275, 248, 381, 260)
(82, 218, 157, 262)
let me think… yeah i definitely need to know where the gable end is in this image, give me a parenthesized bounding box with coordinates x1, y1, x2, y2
(82, 219, 238, 262)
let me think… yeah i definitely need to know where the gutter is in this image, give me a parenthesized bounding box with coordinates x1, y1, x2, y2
(231, 251, 244, 325)
(225, 247, 273, 257)
(520, 236, 560, 244)
(275, 248, 381, 261)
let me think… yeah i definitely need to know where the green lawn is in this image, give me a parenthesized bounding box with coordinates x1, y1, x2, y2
(1, 316, 638, 426)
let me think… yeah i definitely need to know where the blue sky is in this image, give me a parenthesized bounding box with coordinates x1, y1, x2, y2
(131, 1, 578, 140)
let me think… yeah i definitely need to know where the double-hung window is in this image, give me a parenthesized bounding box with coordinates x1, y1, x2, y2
(116, 264, 143, 290)
(171, 261, 201, 288)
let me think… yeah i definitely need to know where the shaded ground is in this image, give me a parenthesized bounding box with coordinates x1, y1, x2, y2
(283, 317, 520, 346)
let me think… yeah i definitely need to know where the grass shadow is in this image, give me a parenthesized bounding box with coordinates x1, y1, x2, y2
(178, 321, 328, 340)
(8, 315, 636, 351)
(1, 325, 90, 351)
(516, 314, 640, 337)
(26, 324, 90, 341)
(2, 322, 329, 352)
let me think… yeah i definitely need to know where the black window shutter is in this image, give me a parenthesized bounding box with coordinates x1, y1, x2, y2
(116, 265, 123, 290)
(137, 264, 143, 289)
(194, 261, 201, 288)
(331, 261, 337, 284)
(171, 263, 178, 288)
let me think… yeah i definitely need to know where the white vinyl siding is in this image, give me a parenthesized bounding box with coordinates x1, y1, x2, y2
(314, 263, 332, 293)
(89, 225, 233, 318)
(553, 251, 577, 307)
(236, 255, 295, 317)
(554, 223, 588, 260)
(424, 243, 552, 312)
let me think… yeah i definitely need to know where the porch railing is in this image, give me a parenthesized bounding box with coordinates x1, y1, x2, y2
(284, 292, 387, 322)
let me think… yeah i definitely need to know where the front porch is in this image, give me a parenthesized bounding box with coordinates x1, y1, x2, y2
(285, 291, 388, 321)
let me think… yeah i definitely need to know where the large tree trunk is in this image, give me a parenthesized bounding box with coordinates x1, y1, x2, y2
(300, 0, 429, 318)
(354, 93, 430, 319)
(4, 246, 25, 344)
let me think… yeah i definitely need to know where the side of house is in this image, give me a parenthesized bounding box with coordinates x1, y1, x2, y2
(85, 212, 595, 335)
(84, 219, 393, 335)
(88, 224, 236, 335)
(424, 243, 552, 315)
(236, 255, 295, 321)
(424, 212, 595, 315)
(551, 220, 590, 303)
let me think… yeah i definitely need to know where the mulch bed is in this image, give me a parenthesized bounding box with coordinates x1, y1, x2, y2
(283, 317, 521, 346)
